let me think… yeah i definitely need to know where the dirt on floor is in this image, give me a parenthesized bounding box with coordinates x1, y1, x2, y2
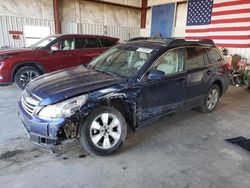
(0, 85, 250, 188)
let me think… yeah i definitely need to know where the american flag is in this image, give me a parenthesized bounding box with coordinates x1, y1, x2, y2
(186, 0, 250, 48)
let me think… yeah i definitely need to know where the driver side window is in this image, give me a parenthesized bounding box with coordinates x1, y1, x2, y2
(151, 48, 184, 75)
(50, 38, 75, 51)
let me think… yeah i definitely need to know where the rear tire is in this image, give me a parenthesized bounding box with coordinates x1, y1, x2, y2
(245, 79, 250, 89)
(79, 106, 127, 156)
(198, 84, 220, 113)
(14, 66, 42, 90)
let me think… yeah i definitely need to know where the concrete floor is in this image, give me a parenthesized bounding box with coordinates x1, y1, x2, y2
(0, 85, 250, 188)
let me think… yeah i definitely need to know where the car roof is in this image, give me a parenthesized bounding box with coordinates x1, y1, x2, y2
(125, 37, 215, 49)
(122, 39, 166, 49)
(52, 34, 119, 40)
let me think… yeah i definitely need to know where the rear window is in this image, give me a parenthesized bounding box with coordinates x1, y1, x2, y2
(100, 38, 115, 47)
(206, 48, 223, 64)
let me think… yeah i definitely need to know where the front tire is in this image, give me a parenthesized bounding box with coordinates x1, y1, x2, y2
(14, 66, 42, 90)
(199, 84, 220, 113)
(79, 106, 127, 156)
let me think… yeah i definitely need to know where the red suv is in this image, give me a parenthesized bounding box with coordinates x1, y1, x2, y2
(0, 34, 119, 89)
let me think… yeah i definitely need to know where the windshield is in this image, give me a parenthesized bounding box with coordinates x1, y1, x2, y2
(88, 46, 155, 78)
(28, 35, 58, 49)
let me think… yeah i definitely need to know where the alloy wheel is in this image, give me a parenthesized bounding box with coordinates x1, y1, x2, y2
(19, 70, 39, 87)
(90, 113, 121, 149)
(207, 88, 219, 110)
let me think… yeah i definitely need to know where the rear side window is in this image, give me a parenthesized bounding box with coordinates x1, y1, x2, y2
(75, 38, 100, 49)
(75, 38, 86, 49)
(85, 38, 99, 48)
(206, 48, 223, 64)
(186, 47, 206, 70)
(100, 38, 115, 47)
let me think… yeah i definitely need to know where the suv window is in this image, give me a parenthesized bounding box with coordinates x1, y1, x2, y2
(85, 38, 99, 48)
(50, 38, 75, 51)
(100, 38, 115, 47)
(151, 48, 184, 75)
(75, 38, 86, 49)
(186, 47, 205, 70)
(75, 38, 100, 49)
(206, 48, 223, 64)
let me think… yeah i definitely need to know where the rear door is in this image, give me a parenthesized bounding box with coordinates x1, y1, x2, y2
(184, 47, 210, 106)
(138, 48, 186, 121)
(75, 37, 104, 65)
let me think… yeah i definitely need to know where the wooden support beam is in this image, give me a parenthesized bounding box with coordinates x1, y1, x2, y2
(141, 0, 148, 28)
(84, 0, 141, 10)
(53, 0, 61, 34)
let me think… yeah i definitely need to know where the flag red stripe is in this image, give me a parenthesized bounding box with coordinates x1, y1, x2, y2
(185, 38, 250, 48)
(186, 26, 250, 33)
(213, 0, 250, 8)
(211, 17, 250, 24)
(212, 8, 250, 16)
(215, 43, 250, 48)
(186, 35, 250, 40)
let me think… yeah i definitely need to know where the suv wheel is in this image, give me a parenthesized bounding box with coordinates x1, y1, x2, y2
(14, 66, 42, 90)
(79, 106, 127, 156)
(199, 85, 220, 113)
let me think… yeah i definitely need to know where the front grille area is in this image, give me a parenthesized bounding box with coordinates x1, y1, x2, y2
(21, 92, 39, 116)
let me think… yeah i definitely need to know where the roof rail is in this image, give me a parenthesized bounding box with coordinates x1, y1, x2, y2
(126, 33, 163, 42)
(126, 35, 215, 46)
(126, 37, 150, 42)
(167, 38, 215, 46)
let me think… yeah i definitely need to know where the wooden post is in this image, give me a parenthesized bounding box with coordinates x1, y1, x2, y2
(140, 0, 147, 28)
(53, 0, 61, 34)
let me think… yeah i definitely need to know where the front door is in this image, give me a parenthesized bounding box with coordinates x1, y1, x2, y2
(138, 48, 186, 121)
(42, 37, 79, 72)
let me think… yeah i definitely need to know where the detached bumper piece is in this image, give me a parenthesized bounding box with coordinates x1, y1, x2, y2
(30, 133, 57, 148)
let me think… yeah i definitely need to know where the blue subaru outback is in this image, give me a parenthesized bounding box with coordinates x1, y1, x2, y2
(18, 38, 230, 156)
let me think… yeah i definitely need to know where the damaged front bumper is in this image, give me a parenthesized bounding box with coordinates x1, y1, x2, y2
(18, 101, 79, 149)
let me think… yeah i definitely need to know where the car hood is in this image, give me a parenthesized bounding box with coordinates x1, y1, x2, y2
(0, 48, 34, 54)
(26, 66, 126, 105)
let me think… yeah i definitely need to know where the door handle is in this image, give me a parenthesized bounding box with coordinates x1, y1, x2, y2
(177, 78, 186, 85)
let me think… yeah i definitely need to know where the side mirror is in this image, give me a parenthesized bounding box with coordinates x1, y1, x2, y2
(49, 46, 59, 54)
(147, 70, 165, 81)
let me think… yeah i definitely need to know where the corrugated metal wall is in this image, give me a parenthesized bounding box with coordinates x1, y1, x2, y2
(61, 22, 140, 42)
(0, 15, 55, 48)
(0, 15, 141, 48)
(229, 48, 250, 62)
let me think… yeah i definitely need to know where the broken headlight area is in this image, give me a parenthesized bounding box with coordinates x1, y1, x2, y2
(38, 94, 88, 119)
(57, 119, 79, 141)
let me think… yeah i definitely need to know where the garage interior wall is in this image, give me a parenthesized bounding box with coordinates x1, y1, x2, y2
(0, 0, 141, 47)
(60, 0, 141, 41)
(142, 0, 250, 61)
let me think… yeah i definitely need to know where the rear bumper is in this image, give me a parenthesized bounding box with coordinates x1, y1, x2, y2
(222, 74, 230, 95)
(18, 101, 67, 148)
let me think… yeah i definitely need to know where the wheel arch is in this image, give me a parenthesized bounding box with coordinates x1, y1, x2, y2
(11, 61, 45, 81)
(212, 79, 223, 97)
(81, 93, 137, 132)
(101, 97, 137, 131)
